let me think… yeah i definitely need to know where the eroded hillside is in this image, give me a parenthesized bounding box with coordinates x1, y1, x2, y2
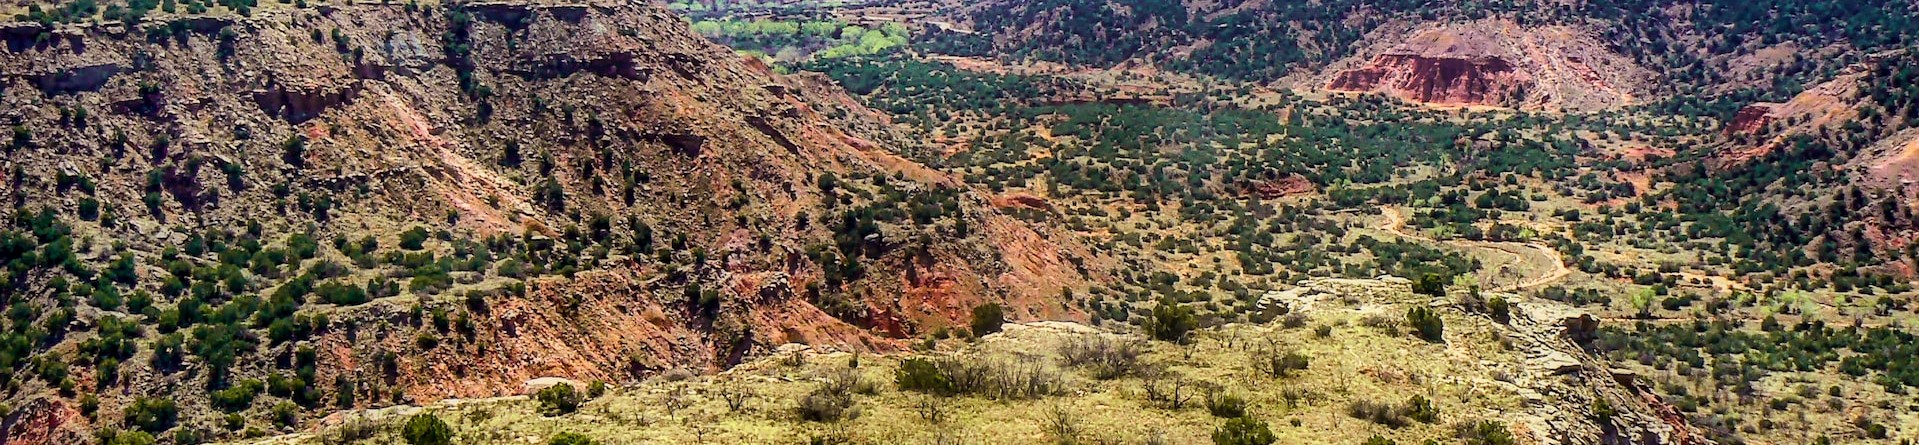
(0, 2, 1102, 442)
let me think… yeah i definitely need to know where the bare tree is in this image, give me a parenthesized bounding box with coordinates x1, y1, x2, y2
(1043, 404, 1080, 444)
(915, 394, 949, 424)
(1142, 369, 1193, 409)
(719, 381, 754, 413)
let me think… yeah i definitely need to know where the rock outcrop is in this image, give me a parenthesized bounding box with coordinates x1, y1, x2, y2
(1329, 53, 1523, 106)
(1240, 174, 1316, 199)
(1321, 20, 1648, 112)
(0, 397, 87, 445)
(1723, 103, 1779, 136)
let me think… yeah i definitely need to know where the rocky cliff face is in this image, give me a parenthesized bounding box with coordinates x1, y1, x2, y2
(0, 2, 1098, 441)
(1723, 103, 1780, 136)
(1328, 53, 1524, 106)
(1321, 20, 1647, 112)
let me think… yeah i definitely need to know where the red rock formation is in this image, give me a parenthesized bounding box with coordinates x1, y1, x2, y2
(1320, 22, 1647, 111)
(1329, 53, 1526, 106)
(1, 397, 88, 445)
(1723, 103, 1779, 135)
(1243, 175, 1316, 198)
(993, 192, 1056, 212)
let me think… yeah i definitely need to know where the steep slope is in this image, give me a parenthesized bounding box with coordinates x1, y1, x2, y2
(1652, 49, 1919, 277)
(0, 2, 1098, 442)
(1714, 50, 1918, 184)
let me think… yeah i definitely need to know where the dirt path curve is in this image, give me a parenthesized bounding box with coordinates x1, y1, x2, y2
(1375, 207, 1573, 292)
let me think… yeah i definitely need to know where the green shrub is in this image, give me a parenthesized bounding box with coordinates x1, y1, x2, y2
(78, 198, 100, 221)
(970, 302, 1004, 337)
(1256, 349, 1309, 378)
(894, 356, 1061, 399)
(1212, 416, 1275, 445)
(1412, 273, 1447, 297)
(1348, 399, 1409, 428)
(1145, 299, 1197, 343)
(270, 401, 299, 427)
(536, 383, 583, 416)
(796, 382, 859, 422)
(586, 380, 608, 399)
(399, 227, 429, 250)
(1206, 392, 1248, 418)
(210, 379, 264, 412)
(1487, 296, 1510, 323)
(895, 358, 954, 395)
(414, 331, 439, 350)
(170, 428, 202, 445)
(315, 281, 369, 305)
(548, 432, 597, 445)
(400, 413, 452, 445)
(1406, 306, 1444, 342)
(1055, 335, 1145, 379)
(1404, 395, 1439, 423)
(1458, 420, 1515, 445)
(1363, 435, 1396, 445)
(98, 429, 156, 445)
(122, 397, 176, 433)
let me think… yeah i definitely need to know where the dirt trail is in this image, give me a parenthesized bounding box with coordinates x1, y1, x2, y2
(1375, 207, 1572, 292)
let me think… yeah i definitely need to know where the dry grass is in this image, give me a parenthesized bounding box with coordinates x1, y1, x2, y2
(239, 295, 1535, 445)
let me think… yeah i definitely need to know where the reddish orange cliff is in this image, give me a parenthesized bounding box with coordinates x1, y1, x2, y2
(1329, 53, 1526, 106)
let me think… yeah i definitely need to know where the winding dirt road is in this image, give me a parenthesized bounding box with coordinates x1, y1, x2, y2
(1375, 207, 1573, 292)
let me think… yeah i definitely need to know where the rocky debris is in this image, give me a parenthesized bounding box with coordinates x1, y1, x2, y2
(504, 51, 648, 80)
(1504, 295, 1712, 445)
(1517, 301, 1599, 344)
(1277, 277, 1415, 305)
(0, 23, 49, 52)
(0, 397, 88, 445)
(467, 2, 588, 26)
(378, 30, 441, 75)
(1255, 286, 1324, 317)
(254, 80, 364, 123)
(30, 62, 121, 94)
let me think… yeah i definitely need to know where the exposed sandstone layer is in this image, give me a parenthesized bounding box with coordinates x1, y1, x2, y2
(1329, 53, 1522, 105)
(1723, 103, 1780, 136)
(1321, 20, 1648, 112)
